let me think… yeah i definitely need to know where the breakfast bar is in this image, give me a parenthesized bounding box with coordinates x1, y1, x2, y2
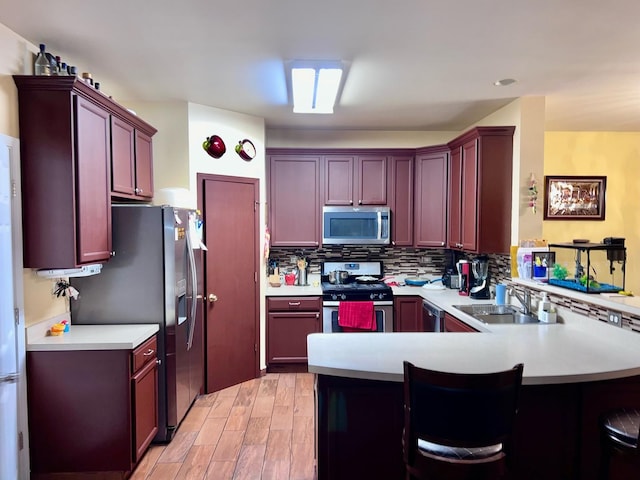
(308, 301, 640, 480)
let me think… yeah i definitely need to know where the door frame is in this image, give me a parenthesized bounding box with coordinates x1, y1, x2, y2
(196, 173, 261, 383)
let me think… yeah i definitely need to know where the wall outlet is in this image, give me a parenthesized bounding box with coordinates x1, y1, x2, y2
(607, 310, 622, 327)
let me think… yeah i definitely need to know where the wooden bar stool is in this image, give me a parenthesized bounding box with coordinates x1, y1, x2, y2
(402, 361, 524, 480)
(600, 407, 640, 479)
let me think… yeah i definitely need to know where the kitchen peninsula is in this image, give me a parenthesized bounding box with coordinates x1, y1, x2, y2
(307, 287, 640, 480)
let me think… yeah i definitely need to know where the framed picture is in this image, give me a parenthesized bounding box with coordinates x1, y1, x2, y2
(543, 176, 606, 220)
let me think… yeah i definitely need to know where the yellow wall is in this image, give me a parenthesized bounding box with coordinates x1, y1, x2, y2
(543, 132, 640, 293)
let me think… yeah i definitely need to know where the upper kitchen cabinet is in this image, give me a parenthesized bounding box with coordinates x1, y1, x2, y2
(111, 116, 156, 201)
(13, 76, 157, 268)
(267, 152, 322, 247)
(387, 155, 414, 246)
(447, 126, 515, 254)
(324, 154, 387, 206)
(414, 146, 449, 248)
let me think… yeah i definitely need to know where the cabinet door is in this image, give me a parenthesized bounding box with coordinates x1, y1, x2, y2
(443, 313, 478, 332)
(268, 155, 321, 247)
(447, 146, 462, 249)
(414, 150, 448, 248)
(135, 130, 154, 199)
(132, 357, 159, 463)
(111, 116, 136, 196)
(75, 96, 112, 264)
(394, 296, 424, 332)
(461, 139, 479, 251)
(267, 311, 321, 364)
(324, 155, 355, 205)
(357, 155, 387, 205)
(388, 156, 413, 246)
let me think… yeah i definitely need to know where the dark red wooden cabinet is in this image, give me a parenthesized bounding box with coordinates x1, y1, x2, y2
(13, 76, 156, 268)
(26, 334, 159, 478)
(394, 296, 424, 332)
(324, 154, 387, 206)
(267, 296, 321, 371)
(447, 126, 515, 254)
(267, 154, 322, 247)
(443, 312, 478, 332)
(414, 146, 449, 248)
(111, 118, 154, 200)
(387, 155, 414, 246)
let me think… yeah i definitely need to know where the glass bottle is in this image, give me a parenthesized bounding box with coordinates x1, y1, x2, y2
(34, 44, 50, 76)
(58, 62, 68, 76)
(54, 56, 62, 75)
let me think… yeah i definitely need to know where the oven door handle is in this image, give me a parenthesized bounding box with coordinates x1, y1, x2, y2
(323, 300, 394, 307)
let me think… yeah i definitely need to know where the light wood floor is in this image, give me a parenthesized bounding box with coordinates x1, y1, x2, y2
(130, 373, 317, 480)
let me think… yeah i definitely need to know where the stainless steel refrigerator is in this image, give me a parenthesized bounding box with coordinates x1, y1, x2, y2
(70, 204, 204, 442)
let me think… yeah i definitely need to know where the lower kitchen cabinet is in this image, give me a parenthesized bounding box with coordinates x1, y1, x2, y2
(26, 334, 158, 478)
(267, 296, 321, 372)
(394, 296, 424, 332)
(443, 312, 478, 332)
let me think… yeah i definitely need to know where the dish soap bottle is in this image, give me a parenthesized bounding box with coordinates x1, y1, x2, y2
(538, 292, 550, 315)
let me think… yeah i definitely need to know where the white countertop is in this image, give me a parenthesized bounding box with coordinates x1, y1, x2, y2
(27, 324, 159, 351)
(308, 285, 640, 386)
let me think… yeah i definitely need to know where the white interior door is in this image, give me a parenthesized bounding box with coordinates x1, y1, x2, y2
(0, 134, 26, 480)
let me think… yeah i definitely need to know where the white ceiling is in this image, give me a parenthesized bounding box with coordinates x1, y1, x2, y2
(3, 0, 640, 131)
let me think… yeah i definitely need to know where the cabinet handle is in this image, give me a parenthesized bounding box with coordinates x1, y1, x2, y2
(441, 242, 445, 246)
(138, 188, 143, 194)
(143, 349, 155, 357)
(156, 359, 162, 366)
(110, 251, 116, 257)
(288, 301, 301, 306)
(358, 200, 362, 205)
(349, 200, 353, 205)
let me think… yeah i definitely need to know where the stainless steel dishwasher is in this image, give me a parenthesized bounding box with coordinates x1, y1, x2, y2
(422, 298, 445, 332)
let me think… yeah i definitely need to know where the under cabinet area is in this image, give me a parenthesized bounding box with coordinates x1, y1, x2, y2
(26, 333, 159, 479)
(13, 75, 156, 268)
(267, 296, 321, 372)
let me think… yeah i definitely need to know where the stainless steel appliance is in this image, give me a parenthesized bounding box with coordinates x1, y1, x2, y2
(322, 206, 390, 245)
(321, 261, 393, 332)
(70, 205, 204, 442)
(422, 298, 444, 332)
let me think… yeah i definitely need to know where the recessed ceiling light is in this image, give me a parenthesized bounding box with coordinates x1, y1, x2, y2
(494, 78, 517, 86)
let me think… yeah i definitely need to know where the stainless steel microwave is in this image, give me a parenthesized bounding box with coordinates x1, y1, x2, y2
(322, 206, 391, 245)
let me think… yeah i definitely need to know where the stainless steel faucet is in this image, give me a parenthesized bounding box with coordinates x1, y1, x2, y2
(508, 287, 531, 314)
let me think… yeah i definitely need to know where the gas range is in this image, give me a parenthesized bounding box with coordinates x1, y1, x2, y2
(320, 261, 393, 302)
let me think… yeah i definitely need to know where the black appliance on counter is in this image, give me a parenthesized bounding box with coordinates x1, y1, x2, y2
(321, 261, 393, 332)
(70, 205, 204, 442)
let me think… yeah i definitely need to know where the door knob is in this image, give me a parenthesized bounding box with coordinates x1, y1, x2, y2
(208, 294, 218, 303)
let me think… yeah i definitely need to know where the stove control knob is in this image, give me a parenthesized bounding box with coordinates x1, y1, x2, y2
(369, 293, 376, 300)
(331, 294, 338, 301)
(340, 294, 347, 301)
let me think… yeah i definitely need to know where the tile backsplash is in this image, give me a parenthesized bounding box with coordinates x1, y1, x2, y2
(269, 246, 511, 284)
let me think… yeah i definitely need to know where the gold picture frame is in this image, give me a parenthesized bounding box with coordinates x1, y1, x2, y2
(543, 176, 606, 220)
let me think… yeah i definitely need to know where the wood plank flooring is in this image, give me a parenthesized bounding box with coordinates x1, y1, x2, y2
(130, 373, 316, 480)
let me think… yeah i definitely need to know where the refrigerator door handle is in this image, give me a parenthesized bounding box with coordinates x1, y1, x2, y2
(186, 227, 198, 351)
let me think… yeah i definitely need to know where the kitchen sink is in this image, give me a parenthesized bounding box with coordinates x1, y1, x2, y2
(452, 304, 540, 325)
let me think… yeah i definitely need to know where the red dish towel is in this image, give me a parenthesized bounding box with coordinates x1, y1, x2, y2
(338, 301, 376, 331)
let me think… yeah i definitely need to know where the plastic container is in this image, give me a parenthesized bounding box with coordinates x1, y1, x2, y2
(538, 292, 550, 315)
(495, 284, 507, 305)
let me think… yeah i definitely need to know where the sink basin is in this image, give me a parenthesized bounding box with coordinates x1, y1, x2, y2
(452, 304, 540, 325)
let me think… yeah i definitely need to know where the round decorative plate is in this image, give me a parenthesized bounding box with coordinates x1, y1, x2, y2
(235, 139, 256, 161)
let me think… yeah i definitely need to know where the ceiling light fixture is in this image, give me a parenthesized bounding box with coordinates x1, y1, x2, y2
(494, 78, 517, 86)
(286, 60, 346, 114)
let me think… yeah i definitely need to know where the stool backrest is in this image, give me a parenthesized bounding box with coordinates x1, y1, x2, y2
(403, 361, 524, 454)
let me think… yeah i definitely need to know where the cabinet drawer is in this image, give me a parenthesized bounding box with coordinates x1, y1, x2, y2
(132, 335, 158, 373)
(267, 296, 321, 312)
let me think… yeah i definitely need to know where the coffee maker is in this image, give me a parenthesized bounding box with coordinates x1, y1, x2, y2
(456, 259, 471, 296)
(470, 256, 491, 299)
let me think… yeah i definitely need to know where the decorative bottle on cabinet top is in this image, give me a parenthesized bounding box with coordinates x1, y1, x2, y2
(34, 43, 50, 76)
